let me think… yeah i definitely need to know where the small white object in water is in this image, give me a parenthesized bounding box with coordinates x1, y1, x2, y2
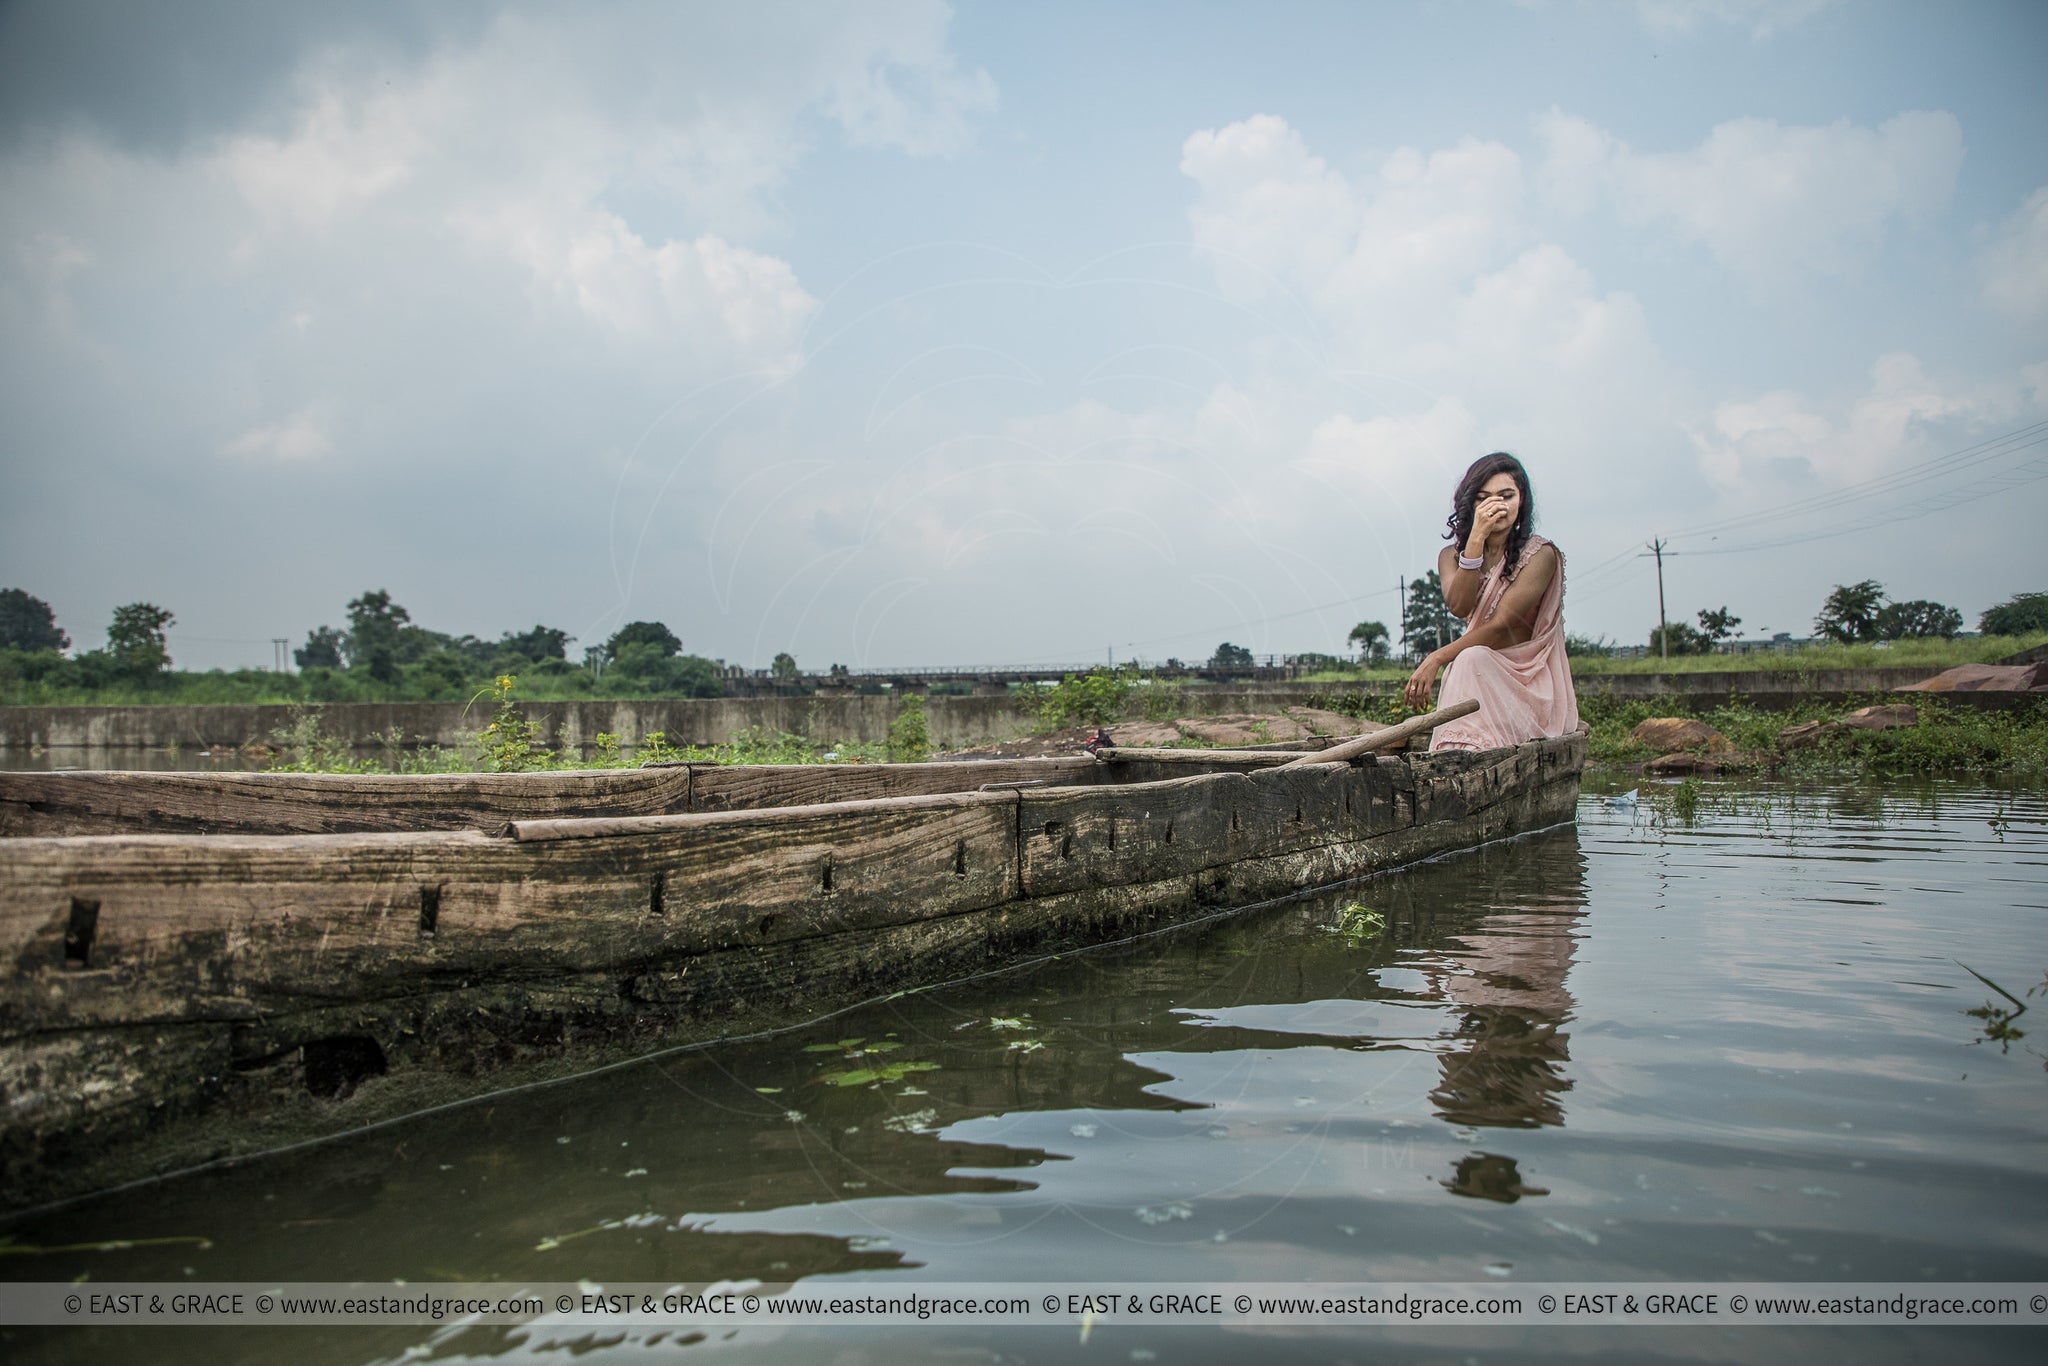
(1603, 789, 1639, 808)
(1070, 1123, 1098, 1138)
(1134, 1201, 1194, 1225)
(1484, 1262, 1513, 1277)
(1540, 1217, 1600, 1245)
(623, 1168, 648, 1178)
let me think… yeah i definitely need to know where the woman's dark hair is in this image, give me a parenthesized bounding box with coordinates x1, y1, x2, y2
(1445, 451, 1534, 576)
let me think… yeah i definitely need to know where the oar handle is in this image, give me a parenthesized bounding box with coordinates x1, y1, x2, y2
(1275, 698, 1479, 768)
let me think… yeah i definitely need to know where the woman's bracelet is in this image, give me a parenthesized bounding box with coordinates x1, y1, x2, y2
(1457, 550, 1484, 571)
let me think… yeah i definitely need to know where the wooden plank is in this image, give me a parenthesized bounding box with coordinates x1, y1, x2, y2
(1094, 747, 1297, 766)
(687, 757, 1099, 812)
(0, 767, 691, 837)
(1016, 763, 1396, 897)
(1, 793, 1024, 1033)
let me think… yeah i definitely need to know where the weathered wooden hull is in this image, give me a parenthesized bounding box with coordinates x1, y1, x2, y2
(0, 736, 1583, 1210)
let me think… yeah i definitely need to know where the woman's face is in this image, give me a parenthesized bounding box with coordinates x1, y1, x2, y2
(1475, 472, 1521, 524)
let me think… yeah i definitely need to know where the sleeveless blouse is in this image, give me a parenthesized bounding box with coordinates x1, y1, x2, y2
(1429, 534, 1581, 752)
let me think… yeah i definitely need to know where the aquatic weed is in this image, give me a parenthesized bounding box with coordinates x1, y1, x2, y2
(1327, 903, 1387, 946)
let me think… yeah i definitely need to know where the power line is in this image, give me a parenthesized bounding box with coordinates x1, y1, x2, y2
(1573, 418, 2048, 592)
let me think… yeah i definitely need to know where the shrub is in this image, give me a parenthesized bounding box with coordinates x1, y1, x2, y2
(1033, 667, 1138, 730)
(886, 694, 931, 763)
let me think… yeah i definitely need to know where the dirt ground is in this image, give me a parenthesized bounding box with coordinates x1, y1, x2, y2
(937, 708, 1377, 760)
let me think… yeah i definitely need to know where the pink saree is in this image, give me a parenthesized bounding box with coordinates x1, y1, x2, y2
(1429, 534, 1581, 752)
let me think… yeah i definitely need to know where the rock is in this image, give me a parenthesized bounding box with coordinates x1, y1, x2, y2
(1630, 718, 1730, 753)
(1839, 703, 1918, 729)
(1646, 749, 1778, 775)
(1897, 662, 2048, 692)
(1775, 720, 1828, 750)
(1778, 703, 1919, 752)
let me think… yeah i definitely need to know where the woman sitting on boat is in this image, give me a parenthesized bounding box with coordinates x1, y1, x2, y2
(1402, 452, 1580, 752)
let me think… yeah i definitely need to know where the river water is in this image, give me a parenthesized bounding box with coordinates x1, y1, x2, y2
(4, 779, 2044, 1363)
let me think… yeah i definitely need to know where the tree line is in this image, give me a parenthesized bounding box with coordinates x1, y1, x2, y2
(1338, 576, 2046, 663)
(0, 588, 725, 700)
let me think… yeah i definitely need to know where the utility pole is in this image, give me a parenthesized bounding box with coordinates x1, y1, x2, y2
(1640, 538, 1671, 658)
(1398, 576, 1407, 662)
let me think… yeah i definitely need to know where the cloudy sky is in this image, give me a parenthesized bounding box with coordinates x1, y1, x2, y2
(2, 0, 2044, 672)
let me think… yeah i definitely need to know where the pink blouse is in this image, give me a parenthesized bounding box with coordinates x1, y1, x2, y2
(1429, 535, 1581, 752)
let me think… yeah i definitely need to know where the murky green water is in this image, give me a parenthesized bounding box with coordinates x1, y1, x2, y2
(5, 780, 2045, 1363)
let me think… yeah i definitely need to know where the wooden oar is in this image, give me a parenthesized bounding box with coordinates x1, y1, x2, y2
(1274, 698, 1479, 768)
(1088, 746, 1300, 766)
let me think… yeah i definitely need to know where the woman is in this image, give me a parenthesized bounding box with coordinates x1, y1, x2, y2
(1403, 453, 1580, 752)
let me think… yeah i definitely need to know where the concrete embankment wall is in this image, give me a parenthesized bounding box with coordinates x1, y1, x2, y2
(0, 667, 1970, 760)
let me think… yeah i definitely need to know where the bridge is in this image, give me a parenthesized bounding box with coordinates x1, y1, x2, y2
(715, 657, 1323, 696)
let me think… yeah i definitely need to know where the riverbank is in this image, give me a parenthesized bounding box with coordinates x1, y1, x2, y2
(6, 664, 2037, 766)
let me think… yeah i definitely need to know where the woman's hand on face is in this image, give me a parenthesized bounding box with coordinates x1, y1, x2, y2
(1404, 655, 1440, 710)
(1475, 495, 1515, 546)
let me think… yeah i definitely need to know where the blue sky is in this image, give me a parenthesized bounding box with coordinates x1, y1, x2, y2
(2, 0, 2043, 671)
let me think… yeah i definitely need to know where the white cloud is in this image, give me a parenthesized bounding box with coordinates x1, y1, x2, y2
(1180, 114, 1670, 504)
(215, 89, 420, 225)
(1690, 351, 2029, 491)
(225, 411, 332, 462)
(1536, 107, 1964, 284)
(1981, 186, 2048, 321)
(1181, 115, 1524, 313)
(1632, 0, 1843, 40)
(824, 17, 998, 156)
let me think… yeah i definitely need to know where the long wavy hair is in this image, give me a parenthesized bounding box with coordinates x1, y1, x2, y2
(1445, 452, 1534, 577)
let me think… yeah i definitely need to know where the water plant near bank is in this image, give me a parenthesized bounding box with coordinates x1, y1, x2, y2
(260, 678, 916, 775)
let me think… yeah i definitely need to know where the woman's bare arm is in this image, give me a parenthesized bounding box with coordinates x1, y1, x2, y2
(1403, 545, 1558, 708)
(1440, 543, 1484, 619)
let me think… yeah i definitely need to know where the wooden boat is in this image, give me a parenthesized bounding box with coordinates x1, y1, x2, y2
(0, 710, 1584, 1209)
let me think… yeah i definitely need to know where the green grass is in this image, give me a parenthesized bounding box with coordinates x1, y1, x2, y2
(1567, 633, 2045, 675)
(1301, 632, 2045, 683)
(1578, 693, 2048, 781)
(259, 680, 907, 775)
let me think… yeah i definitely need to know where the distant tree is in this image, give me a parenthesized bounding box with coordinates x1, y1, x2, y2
(1403, 572, 1460, 656)
(295, 625, 345, 669)
(1696, 606, 1741, 645)
(607, 642, 723, 697)
(1208, 642, 1255, 670)
(1651, 620, 1711, 656)
(107, 602, 175, 674)
(1875, 599, 1962, 640)
(499, 624, 573, 662)
(409, 650, 473, 698)
(605, 620, 682, 662)
(1979, 592, 2048, 637)
(345, 589, 412, 682)
(1347, 619, 1390, 665)
(0, 588, 68, 653)
(1564, 633, 1616, 657)
(771, 651, 798, 678)
(1813, 580, 1886, 644)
